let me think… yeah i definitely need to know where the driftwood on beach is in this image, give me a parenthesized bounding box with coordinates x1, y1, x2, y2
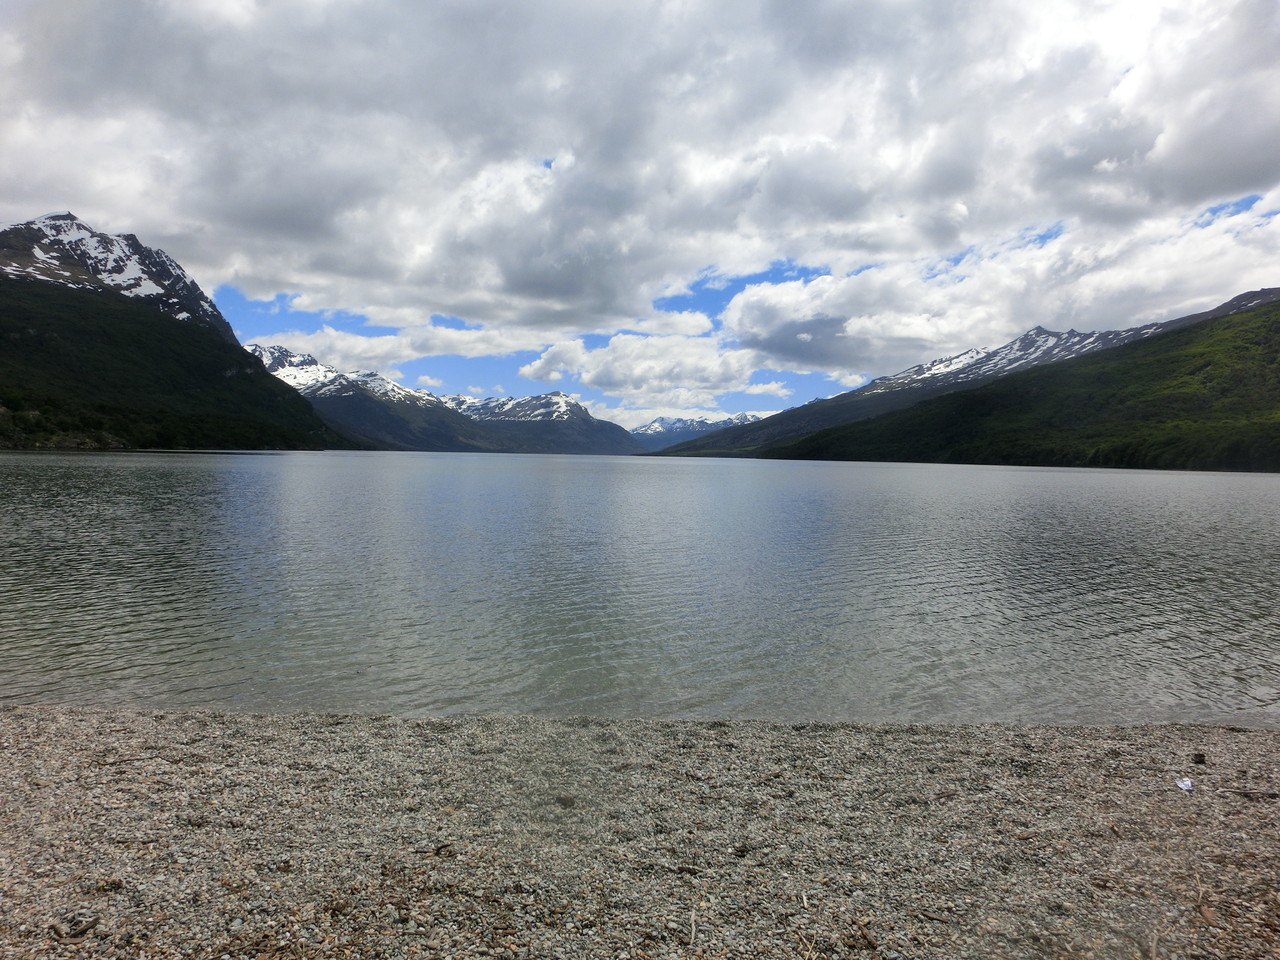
(1, 707, 1278, 959)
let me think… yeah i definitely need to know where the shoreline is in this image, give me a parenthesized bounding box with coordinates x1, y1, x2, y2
(2, 707, 1278, 959)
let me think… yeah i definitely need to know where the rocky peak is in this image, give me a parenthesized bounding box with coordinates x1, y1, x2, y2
(0, 212, 238, 344)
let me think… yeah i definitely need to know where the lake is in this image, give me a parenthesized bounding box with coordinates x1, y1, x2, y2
(2, 450, 1277, 725)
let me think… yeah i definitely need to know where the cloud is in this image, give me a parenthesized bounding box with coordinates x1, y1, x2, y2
(255, 320, 556, 376)
(519, 333, 778, 408)
(2, 0, 1278, 413)
(721, 195, 1280, 379)
(622, 310, 715, 337)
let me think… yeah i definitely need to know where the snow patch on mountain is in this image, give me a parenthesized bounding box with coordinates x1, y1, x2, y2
(848, 289, 1280, 403)
(862, 347, 991, 391)
(861, 322, 1191, 398)
(632, 413, 762, 436)
(629, 412, 765, 451)
(248, 344, 336, 390)
(247, 343, 445, 408)
(250, 345, 601, 423)
(440, 391, 587, 422)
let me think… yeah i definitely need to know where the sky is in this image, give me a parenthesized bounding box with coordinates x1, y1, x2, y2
(2, 0, 1279, 429)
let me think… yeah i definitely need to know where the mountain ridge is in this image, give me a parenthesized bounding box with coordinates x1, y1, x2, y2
(761, 298, 1280, 471)
(248, 344, 642, 454)
(0, 212, 238, 344)
(659, 289, 1280, 457)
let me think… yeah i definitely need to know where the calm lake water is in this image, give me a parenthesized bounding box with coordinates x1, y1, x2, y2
(2, 450, 1278, 725)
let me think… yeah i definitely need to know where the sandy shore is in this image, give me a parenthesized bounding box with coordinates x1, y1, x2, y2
(1, 708, 1277, 959)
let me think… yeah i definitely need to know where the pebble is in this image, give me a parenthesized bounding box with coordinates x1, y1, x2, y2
(1, 707, 1277, 960)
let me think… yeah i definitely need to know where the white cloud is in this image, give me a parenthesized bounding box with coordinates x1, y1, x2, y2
(1, 0, 1277, 413)
(520, 333, 775, 408)
(260, 321, 556, 375)
(622, 310, 715, 337)
(720, 199, 1280, 379)
(743, 381, 791, 397)
(830, 372, 871, 390)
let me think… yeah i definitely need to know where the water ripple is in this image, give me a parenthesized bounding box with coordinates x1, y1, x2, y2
(2, 452, 1280, 724)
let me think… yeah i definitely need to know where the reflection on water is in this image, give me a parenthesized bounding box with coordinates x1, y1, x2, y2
(2, 450, 1278, 725)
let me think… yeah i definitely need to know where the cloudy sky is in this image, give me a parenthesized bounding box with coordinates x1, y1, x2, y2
(2, 0, 1278, 427)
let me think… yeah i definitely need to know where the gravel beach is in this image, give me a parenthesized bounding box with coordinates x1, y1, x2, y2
(1, 707, 1277, 959)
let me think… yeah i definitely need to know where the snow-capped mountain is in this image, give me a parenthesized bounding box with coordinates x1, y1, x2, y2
(0, 212, 237, 344)
(248, 344, 444, 408)
(659, 288, 1280, 457)
(441, 391, 587, 422)
(0, 238, 344, 450)
(630, 413, 763, 452)
(864, 348, 990, 389)
(633, 413, 762, 435)
(864, 289, 1280, 398)
(249, 344, 642, 454)
(862, 325, 1170, 397)
(250, 345, 604, 424)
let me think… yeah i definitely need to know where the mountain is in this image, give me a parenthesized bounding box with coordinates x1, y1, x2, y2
(442, 392, 580, 422)
(658, 289, 1280, 457)
(440, 390, 643, 455)
(250, 345, 643, 455)
(247, 344, 495, 452)
(630, 413, 762, 452)
(761, 296, 1280, 472)
(0, 212, 238, 344)
(0, 212, 349, 449)
(0, 281, 348, 451)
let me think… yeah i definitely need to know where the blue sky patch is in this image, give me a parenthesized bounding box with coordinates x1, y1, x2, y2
(653, 259, 830, 319)
(216, 285, 538, 398)
(398, 353, 544, 395)
(924, 246, 975, 281)
(1021, 221, 1065, 248)
(429, 314, 478, 330)
(216, 285, 393, 342)
(1196, 194, 1262, 227)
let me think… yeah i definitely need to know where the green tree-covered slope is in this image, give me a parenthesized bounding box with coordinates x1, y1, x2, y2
(762, 302, 1280, 472)
(0, 277, 353, 449)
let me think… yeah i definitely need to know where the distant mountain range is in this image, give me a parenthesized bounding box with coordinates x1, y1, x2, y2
(249, 344, 641, 455)
(248, 344, 758, 452)
(659, 289, 1280, 458)
(629, 413, 762, 451)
